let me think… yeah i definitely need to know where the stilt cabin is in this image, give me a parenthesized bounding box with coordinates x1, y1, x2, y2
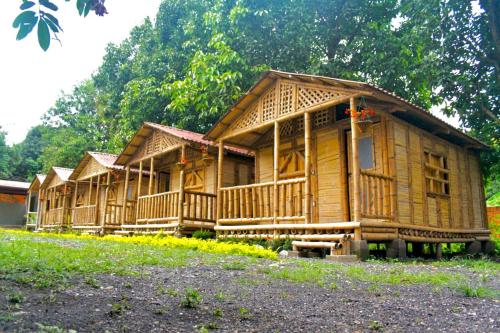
(39, 167, 74, 230)
(204, 70, 490, 258)
(68, 152, 138, 234)
(26, 174, 46, 230)
(114, 122, 253, 235)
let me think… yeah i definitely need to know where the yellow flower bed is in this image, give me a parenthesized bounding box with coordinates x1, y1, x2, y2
(0, 229, 277, 260)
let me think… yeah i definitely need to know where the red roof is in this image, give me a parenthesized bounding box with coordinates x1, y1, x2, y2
(88, 152, 121, 170)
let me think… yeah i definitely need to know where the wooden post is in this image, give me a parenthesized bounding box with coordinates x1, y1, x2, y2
(27, 190, 32, 215)
(149, 157, 155, 195)
(102, 172, 111, 228)
(216, 140, 224, 224)
(94, 175, 101, 226)
(273, 121, 280, 226)
(35, 190, 42, 229)
(62, 184, 68, 227)
(178, 145, 186, 228)
(121, 166, 130, 225)
(350, 97, 362, 240)
(71, 180, 79, 225)
(137, 160, 143, 197)
(88, 177, 93, 206)
(304, 112, 312, 224)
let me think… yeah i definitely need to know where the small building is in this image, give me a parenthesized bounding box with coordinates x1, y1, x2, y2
(26, 174, 46, 230)
(114, 122, 254, 235)
(39, 167, 74, 230)
(0, 179, 30, 228)
(68, 152, 140, 234)
(204, 70, 490, 258)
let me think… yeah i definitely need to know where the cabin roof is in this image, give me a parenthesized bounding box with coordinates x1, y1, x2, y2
(115, 122, 252, 165)
(0, 179, 30, 195)
(69, 152, 120, 180)
(28, 174, 46, 192)
(41, 167, 74, 189)
(204, 70, 488, 150)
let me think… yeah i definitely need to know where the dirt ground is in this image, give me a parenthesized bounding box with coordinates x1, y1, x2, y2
(1, 259, 498, 333)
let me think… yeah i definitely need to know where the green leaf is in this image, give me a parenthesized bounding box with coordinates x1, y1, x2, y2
(42, 12, 63, 31)
(43, 16, 59, 33)
(12, 10, 36, 28)
(20, 1, 35, 10)
(37, 19, 50, 51)
(40, 0, 58, 11)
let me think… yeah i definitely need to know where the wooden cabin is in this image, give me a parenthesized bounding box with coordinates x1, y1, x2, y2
(0, 179, 30, 229)
(39, 167, 74, 230)
(26, 174, 46, 230)
(114, 122, 253, 235)
(204, 70, 490, 258)
(68, 152, 138, 234)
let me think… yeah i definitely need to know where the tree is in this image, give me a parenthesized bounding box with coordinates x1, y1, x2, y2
(13, 0, 107, 51)
(0, 128, 12, 180)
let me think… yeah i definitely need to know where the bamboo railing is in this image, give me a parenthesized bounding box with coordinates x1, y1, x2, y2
(105, 201, 135, 226)
(73, 205, 97, 226)
(134, 191, 216, 225)
(219, 177, 306, 224)
(360, 170, 392, 219)
(44, 207, 69, 227)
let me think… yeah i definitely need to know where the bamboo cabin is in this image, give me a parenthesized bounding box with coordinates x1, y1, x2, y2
(26, 174, 46, 230)
(204, 70, 491, 258)
(114, 122, 253, 235)
(69, 152, 139, 234)
(39, 167, 74, 230)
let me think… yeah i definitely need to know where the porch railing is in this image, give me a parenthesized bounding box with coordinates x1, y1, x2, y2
(135, 191, 216, 225)
(219, 177, 306, 223)
(360, 170, 393, 219)
(105, 201, 136, 226)
(44, 207, 70, 226)
(73, 205, 97, 226)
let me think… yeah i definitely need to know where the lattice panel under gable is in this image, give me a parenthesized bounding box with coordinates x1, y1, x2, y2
(279, 82, 295, 116)
(261, 86, 277, 121)
(144, 130, 183, 156)
(231, 102, 259, 131)
(297, 85, 345, 110)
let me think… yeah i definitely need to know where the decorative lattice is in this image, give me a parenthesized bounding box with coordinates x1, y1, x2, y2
(262, 87, 276, 121)
(296, 117, 304, 132)
(144, 131, 182, 156)
(232, 103, 259, 131)
(279, 82, 294, 116)
(280, 120, 295, 137)
(297, 86, 342, 110)
(314, 109, 332, 128)
(79, 158, 106, 180)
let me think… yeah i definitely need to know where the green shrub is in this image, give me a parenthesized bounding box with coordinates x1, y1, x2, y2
(180, 287, 202, 308)
(192, 230, 215, 240)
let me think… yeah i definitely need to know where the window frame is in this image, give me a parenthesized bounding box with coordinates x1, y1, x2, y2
(424, 150, 450, 196)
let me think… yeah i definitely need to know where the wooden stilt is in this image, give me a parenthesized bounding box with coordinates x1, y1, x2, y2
(304, 112, 312, 224)
(350, 97, 362, 240)
(273, 121, 280, 226)
(122, 166, 130, 225)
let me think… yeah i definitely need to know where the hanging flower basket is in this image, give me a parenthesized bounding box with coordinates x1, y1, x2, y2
(344, 97, 377, 132)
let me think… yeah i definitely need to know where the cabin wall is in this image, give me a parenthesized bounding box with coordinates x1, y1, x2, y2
(389, 116, 486, 231)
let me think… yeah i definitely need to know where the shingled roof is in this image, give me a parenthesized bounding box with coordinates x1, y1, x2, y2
(41, 167, 74, 189)
(28, 174, 46, 192)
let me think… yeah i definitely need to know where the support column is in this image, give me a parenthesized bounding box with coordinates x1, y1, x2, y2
(102, 172, 111, 228)
(122, 166, 130, 225)
(304, 112, 312, 224)
(178, 145, 186, 229)
(149, 157, 155, 195)
(350, 97, 362, 240)
(88, 177, 93, 206)
(27, 190, 32, 215)
(71, 180, 79, 225)
(216, 140, 224, 224)
(273, 121, 280, 227)
(94, 175, 101, 226)
(35, 190, 42, 230)
(62, 184, 68, 227)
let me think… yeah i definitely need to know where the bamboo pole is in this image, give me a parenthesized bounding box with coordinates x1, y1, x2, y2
(27, 190, 32, 215)
(35, 190, 42, 229)
(273, 121, 280, 226)
(149, 157, 154, 195)
(62, 184, 67, 226)
(350, 97, 362, 240)
(94, 175, 101, 226)
(178, 145, 186, 228)
(216, 140, 224, 224)
(121, 166, 130, 225)
(101, 172, 111, 228)
(304, 112, 312, 224)
(137, 160, 143, 197)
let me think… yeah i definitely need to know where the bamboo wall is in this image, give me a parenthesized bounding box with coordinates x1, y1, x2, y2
(388, 116, 487, 231)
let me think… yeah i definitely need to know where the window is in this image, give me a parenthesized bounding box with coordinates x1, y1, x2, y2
(358, 136, 374, 169)
(424, 151, 449, 195)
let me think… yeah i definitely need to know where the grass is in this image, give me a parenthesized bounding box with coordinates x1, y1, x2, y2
(0, 229, 275, 289)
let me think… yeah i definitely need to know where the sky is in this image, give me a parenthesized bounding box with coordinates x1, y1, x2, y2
(0, 0, 162, 145)
(0, 0, 461, 145)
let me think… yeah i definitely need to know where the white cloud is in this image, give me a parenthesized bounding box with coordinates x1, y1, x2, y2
(0, 0, 162, 145)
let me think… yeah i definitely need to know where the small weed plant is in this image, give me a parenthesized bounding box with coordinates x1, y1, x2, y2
(180, 287, 202, 308)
